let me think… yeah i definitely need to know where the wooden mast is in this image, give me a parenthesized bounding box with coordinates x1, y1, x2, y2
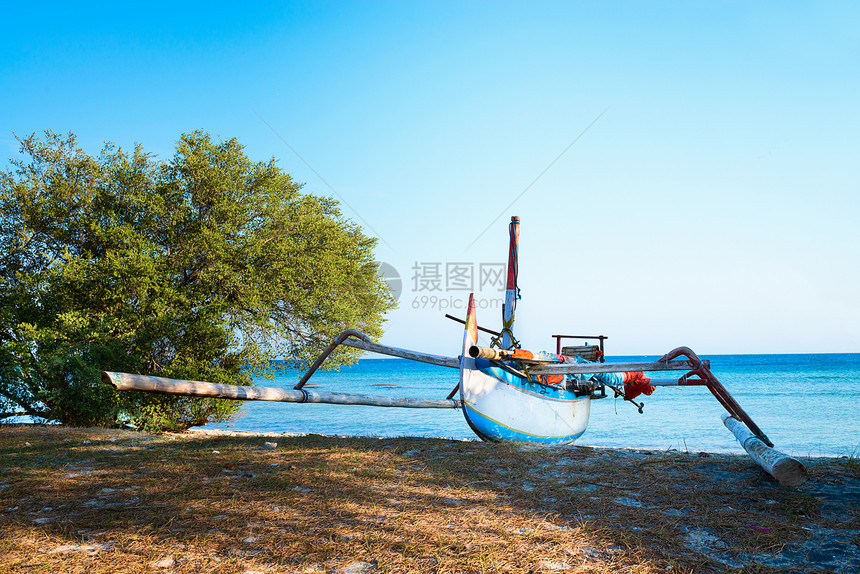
(502, 216, 520, 349)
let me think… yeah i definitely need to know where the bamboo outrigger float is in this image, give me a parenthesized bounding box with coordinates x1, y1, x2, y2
(102, 216, 808, 487)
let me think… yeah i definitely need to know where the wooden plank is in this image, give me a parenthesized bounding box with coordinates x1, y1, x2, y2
(561, 346, 601, 361)
(102, 372, 461, 409)
(529, 360, 707, 374)
(341, 338, 460, 369)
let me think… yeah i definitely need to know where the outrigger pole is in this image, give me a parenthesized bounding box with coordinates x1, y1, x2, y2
(529, 346, 773, 446)
(722, 414, 808, 487)
(102, 370, 460, 409)
(294, 329, 457, 391)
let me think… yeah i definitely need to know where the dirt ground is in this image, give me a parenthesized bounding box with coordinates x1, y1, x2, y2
(1, 425, 857, 573)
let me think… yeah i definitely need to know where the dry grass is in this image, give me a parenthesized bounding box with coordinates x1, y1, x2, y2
(0, 425, 857, 573)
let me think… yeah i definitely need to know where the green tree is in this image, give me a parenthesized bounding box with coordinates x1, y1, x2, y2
(0, 130, 393, 430)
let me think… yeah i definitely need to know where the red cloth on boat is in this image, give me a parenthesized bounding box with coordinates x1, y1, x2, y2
(623, 372, 655, 399)
(539, 374, 564, 386)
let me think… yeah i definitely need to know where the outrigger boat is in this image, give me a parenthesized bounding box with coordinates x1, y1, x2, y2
(102, 216, 808, 486)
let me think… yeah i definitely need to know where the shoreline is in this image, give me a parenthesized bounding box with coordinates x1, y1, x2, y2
(4, 421, 854, 460)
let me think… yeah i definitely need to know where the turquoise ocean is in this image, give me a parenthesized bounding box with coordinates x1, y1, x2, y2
(204, 354, 860, 458)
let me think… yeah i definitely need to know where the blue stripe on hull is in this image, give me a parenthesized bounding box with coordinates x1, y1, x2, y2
(462, 403, 586, 445)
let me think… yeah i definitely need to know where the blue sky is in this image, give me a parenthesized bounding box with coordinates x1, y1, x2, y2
(3, 1, 858, 355)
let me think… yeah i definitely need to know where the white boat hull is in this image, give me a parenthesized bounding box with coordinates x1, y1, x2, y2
(460, 357, 590, 443)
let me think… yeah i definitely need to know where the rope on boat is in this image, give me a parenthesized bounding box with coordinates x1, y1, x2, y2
(491, 315, 521, 350)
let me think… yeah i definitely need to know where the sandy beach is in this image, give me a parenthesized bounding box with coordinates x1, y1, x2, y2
(1, 425, 857, 573)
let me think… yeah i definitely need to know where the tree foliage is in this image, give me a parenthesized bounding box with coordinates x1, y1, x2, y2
(0, 131, 394, 429)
